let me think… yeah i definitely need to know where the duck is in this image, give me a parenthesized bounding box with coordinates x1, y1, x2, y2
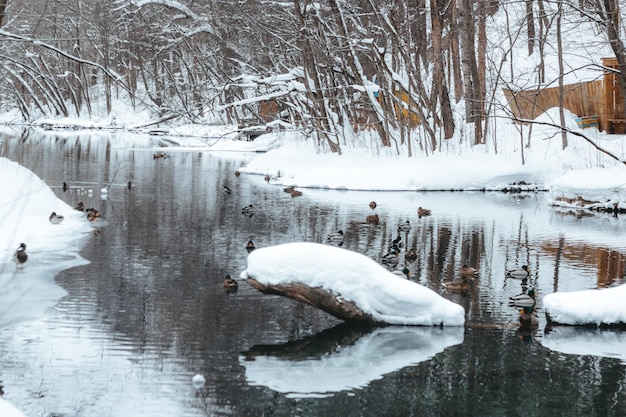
(382, 250, 399, 268)
(369, 201, 377, 210)
(390, 235, 403, 252)
(326, 230, 344, 246)
(234, 170, 241, 177)
(519, 306, 538, 328)
(245, 239, 256, 253)
(241, 204, 255, 217)
(404, 248, 417, 263)
(509, 288, 537, 307)
(127, 181, 133, 190)
(153, 152, 168, 159)
(283, 186, 295, 194)
(264, 175, 270, 183)
(49, 212, 65, 224)
(444, 277, 470, 293)
(223, 275, 239, 291)
(507, 265, 530, 279)
(62, 182, 69, 192)
(223, 185, 232, 195)
(13, 243, 28, 269)
(289, 189, 303, 197)
(397, 220, 411, 233)
(74, 201, 85, 211)
(366, 213, 380, 224)
(86, 207, 100, 222)
(418, 207, 431, 218)
(460, 264, 479, 276)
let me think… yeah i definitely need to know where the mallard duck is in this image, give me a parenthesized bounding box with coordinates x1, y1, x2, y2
(404, 248, 417, 263)
(519, 306, 538, 328)
(444, 277, 470, 292)
(418, 207, 431, 218)
(74, 201, 85, 211)
(245, 239, 256, 253)
(326, 230, 344, 246)
(241, 204, 255, 217)
(507, 265, 530, 279)
(382, 250, 399, 267)
(369, 201, 377, 210)
(13, 243, 28, 269)
(397, 220, 411, 233)
(391, 235, 403, 252)
(62, 182, 69, 192)
(283, 186, 295, 193)
(223, 275, 238, 291)
(234, 170, 241, 177)
(49, 212, 64, 224)
(264, 175, 270, 183)
(153, 152, 168, 159)
(366, 213, 380, 224)
(509, 288, 536, 307)
(289, 189, 303, 197)
(460, 265, 478, 276)
(223, 185, 232, 195)
(86, 207, 100, 222)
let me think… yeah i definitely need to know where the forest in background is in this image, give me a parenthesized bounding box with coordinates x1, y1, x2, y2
(0, 0, 625, 156)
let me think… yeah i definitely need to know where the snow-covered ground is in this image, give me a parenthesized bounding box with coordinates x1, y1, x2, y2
(0, 158, 93, 327)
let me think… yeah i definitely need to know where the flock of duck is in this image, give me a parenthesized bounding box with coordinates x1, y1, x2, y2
(13, 171, 537, 332)
(11, 182, 105, 271)
(323, 200, 538, 329)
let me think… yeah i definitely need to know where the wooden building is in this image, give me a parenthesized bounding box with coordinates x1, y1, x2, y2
(503, 57, 625, 134)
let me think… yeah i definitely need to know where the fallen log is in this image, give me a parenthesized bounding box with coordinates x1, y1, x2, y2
(246, 277, 377, 324)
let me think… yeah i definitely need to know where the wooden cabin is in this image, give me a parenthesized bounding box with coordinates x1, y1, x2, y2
(503, 57, 625, 134)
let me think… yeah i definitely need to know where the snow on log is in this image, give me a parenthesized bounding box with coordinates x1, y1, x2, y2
(240, 242, 465, 326)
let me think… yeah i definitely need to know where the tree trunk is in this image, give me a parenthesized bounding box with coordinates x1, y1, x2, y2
(0, 0, 8, 27)
(557, 6, 568, 149)
(431, 0, 455, 141)
(246, 277, 378, 324)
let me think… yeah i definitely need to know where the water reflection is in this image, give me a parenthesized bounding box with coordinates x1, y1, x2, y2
(543, 327, 626, 364)
(240, 324, 463, 398)
(0, 130, 626, 416)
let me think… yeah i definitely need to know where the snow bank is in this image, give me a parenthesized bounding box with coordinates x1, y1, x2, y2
(543, 284, 626, 326)
(0, 157, 92, 328)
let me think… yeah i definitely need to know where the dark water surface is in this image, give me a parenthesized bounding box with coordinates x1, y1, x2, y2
(1, 130, 625, 416)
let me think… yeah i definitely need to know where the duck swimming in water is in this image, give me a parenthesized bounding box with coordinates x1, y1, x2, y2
(519, 306, 538, 328)
(397, 220, 411, 233)
(509, 288, 537, 307)
(507, 265, 530, 279)
(223, 275, 238, 292)
(241, 204, 255, 217)
(245, 239, 256, 253)
(460, 265, 479, 276)
(326, 230, 344, 246)
(418, 207, 431, 218)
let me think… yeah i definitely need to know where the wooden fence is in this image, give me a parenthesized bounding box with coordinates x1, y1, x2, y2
(503, 57, 626, 134)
